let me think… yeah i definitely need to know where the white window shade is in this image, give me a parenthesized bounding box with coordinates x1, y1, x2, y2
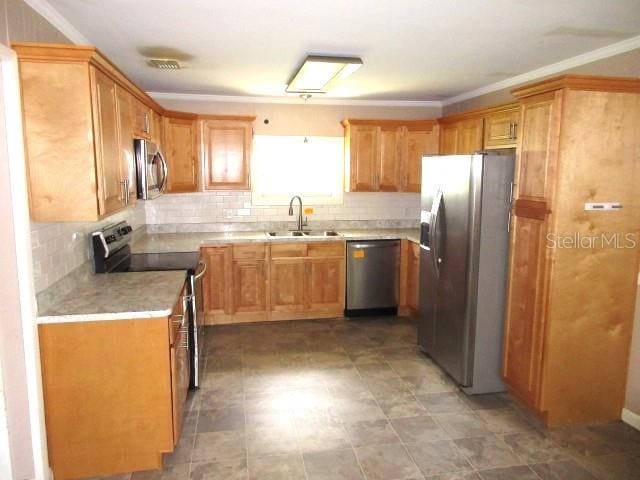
(251, 135, 344, 205)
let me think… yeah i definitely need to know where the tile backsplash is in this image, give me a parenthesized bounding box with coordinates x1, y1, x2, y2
(30, 202, 145, 293)
(32, 192, 420, 294)
(144, 191, 421, 229)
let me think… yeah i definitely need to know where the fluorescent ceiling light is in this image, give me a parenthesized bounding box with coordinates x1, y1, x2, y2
(286, 55, 363, 93)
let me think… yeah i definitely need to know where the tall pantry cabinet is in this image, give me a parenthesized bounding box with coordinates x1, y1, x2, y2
(503, 75, 640, 426)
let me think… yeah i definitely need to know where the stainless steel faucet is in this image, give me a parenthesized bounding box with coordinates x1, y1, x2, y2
(288, 195, 306, 231)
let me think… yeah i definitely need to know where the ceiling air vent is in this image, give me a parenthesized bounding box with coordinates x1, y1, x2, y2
(147, 58, 182, 70)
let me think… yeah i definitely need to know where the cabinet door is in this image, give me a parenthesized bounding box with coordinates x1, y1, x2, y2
(378, 126, 401, 191)
(133, 99, 152, 139)
(439, 123, 458, 154)
(232, 260, 267, 314)
(115, 86, 136, 206)
(502, 214, 549, 408)
(516, 92, 562, 202)
(170, 326, 189, 444)
(457, 118, 484, 154)
(151, 110, 164, 148)
(349, 125, 379, 191)
(406, 241, 420, 311)
(164, 116, 199, 193)
(270, 258, 306, 312)
(484, 107, 519, 149)
(307, 257, 345, 311)
(91, 67, 125, 215)
(202, 247, 232, 315)
(202, 120, 252, 190)
(402, 128, 439, 192)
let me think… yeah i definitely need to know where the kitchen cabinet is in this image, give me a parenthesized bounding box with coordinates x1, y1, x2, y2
(202, 246, 233, 318)
(399, 240, 420, 316)
(438, 117, 483, 154)
(270, 241, 345, 321)
(483, 106, 519, 149)
(38, 287, 189, 479)
(163, 113, 199, 193)
(115, 85, 137, 207)
(231, 244, 268, 318)
(202, 241, 345, 324)
(343, 119, 439, 193)
(133, 98, 153, 139)
(151, 110, 164, 147)
(14, 43, 163, 222)
(201, 117, 255, 190)
(503, 75, 640, 426)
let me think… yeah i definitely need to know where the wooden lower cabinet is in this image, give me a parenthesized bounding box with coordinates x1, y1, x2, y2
(203, 241, 346, 324)
(38, 289, 189, 479)
(399, 239, 420, 316)
(270, 258, 307, 313)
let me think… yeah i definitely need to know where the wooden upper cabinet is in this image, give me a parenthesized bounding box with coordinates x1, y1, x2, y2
(439, 123, 459, 154)
(115, 86, 136, 207)
(378, 127, 401, 191)
(346, 124, 379, 191)
(151, 110, 164, 147)
(133, 98, 153, 139)
(92, 67, 126, 215)
(457, 118, 484, 154)
(483, 106, 519, 149)
(14, 43, 163, 222)
(163, 115, 199, 193)
(344, 119, 439, 193)
(402, 126, 439, 192)
(515, 93, 561, 202)
(202, 118, 254, 190)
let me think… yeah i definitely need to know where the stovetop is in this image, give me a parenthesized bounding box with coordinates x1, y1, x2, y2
(125, 252, 200, 273)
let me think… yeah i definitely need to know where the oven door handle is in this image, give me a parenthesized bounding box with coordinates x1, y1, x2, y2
(194, 260, 207, 280)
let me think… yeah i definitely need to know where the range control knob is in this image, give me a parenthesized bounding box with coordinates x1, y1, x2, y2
(105, 234, 117, 244)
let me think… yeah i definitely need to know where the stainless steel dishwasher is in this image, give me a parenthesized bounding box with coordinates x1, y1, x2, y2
(346, 240, 400, 314)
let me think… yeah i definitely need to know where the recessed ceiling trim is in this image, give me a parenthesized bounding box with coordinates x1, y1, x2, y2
(24, 0, 90, 44)
(443, 34, 640, 106)
(148, 92, 443, 107)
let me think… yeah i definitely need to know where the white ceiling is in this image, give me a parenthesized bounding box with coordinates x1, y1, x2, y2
(44, 0, 640, 102)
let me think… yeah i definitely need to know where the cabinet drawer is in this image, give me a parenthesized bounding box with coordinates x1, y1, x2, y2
(308, 242, 344, 257)
(270, 243, 308, 258)
(233, 243, 266, 260)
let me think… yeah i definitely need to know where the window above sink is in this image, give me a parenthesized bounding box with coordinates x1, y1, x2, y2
(252, 136, 344, 206)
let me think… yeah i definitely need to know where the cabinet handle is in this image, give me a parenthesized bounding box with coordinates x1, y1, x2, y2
(512, 123, 517, 140)
(120, 180, 127, 203)
(507, 210, 512, 233)
(144, 113, 150, 134)
(125, 178, 130, 204)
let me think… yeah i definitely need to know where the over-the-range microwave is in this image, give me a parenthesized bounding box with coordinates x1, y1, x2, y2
(134, 139, 168, 200)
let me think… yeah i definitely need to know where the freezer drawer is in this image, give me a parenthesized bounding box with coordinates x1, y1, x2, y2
(346, 240, 400, 310)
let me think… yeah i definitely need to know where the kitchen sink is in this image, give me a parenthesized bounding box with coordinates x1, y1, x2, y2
(303, 230, 341, 237)
(265, 231, 306, 237)
(265, 230, 342, 238)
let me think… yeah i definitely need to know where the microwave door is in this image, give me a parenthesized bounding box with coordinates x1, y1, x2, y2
(146, 151, 167, 198)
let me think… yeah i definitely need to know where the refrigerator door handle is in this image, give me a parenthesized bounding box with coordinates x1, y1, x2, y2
(430, 188, 444, 276)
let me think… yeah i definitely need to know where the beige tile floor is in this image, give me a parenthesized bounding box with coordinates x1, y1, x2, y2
(92, 317, 640, 480)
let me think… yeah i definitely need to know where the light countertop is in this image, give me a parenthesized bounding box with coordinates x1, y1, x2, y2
(37, 270, 186, 324)
(130, 228, 421, 254)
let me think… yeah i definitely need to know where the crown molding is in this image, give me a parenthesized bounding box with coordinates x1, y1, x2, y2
(148, 91, 443, 108)
(23, 0, 89, 44)
(442, 35, 640, 106)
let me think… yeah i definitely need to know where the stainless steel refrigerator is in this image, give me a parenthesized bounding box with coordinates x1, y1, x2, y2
(417, 153, 514, 394)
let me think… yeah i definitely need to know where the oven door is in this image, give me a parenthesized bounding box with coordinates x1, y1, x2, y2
(144, 145, 168, 199)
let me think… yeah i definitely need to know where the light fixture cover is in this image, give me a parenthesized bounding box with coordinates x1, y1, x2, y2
(147, 59, 182, 70)
(286, 55, 362, 93)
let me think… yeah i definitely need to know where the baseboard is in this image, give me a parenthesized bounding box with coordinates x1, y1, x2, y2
(622, 408, 640, 431)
